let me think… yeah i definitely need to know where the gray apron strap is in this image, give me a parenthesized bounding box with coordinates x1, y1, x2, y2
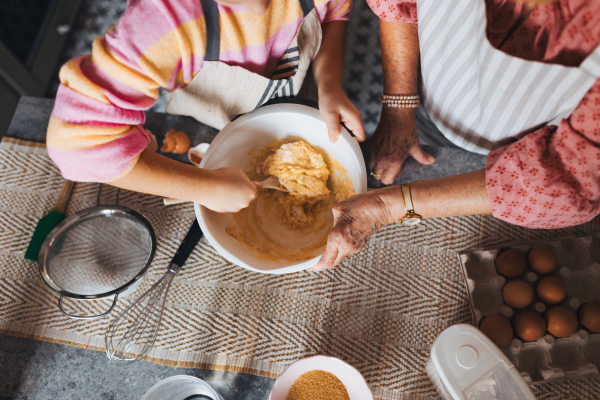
(299, 0, 315, 16)
(201, 0, 220, 61)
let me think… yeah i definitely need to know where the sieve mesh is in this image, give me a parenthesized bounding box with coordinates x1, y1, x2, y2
(46, 214, 153, 296)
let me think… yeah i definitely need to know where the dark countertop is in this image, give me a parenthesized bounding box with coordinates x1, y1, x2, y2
(0, 334, 273, 400)
(0, 97, 486, 400)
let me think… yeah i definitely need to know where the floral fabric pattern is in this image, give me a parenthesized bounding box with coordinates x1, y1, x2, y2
(487, 80, 600, 229)
(365, 0, 416, 22)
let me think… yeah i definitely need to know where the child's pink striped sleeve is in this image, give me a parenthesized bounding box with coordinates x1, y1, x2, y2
(324, 0, 352, 22)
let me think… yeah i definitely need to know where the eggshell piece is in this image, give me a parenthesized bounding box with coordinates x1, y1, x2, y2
(502, 280, 534, 309)
(528, 245, 558, 275)
(545, 307, 577, 338)
(536, 276, 567, 305)
(579, 301, 600, 333)
(496, 249, 527, 278)
(161, 131, 177, 153)
(172, 130, 191, 154)
(480, 314, 513, 349)
(513, 311, 546, 341)
(161, 129, 191, 154)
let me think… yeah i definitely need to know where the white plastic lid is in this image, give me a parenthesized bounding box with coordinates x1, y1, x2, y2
(427, 324, 535, 400)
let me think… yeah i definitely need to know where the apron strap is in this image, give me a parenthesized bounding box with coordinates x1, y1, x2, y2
(201, 0, 220, 61)
(299, 0, 315, 16)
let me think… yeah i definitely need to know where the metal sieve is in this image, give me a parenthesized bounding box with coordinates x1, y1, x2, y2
(38, 185, 156, 319)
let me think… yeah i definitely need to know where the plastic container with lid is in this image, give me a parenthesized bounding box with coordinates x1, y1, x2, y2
(426, 324, 535, 400)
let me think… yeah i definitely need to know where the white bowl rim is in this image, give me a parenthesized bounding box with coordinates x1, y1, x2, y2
(141, 375, 220, 400)
(268, 355, 373, 400)
(194, 103, 367, 275)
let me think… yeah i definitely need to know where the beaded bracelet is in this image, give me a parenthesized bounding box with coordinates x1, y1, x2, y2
(380, 94, 420, 108)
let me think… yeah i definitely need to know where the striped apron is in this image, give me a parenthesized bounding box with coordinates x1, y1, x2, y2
(166, 0, 322, 129)
(417, 0, 600, 154)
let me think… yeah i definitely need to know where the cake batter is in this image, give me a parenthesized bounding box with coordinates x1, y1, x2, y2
(223, 139, 354, 262)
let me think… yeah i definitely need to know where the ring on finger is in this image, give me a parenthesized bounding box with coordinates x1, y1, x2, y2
(370, 171, 381, 177)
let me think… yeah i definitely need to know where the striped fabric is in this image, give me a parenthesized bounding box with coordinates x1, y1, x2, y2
(265, 41, 299, 100)
(272, 41, 300, 80)
(416, 0, 600, 155)
(270, 43, 300, 99)
(47, 0, 351, 182)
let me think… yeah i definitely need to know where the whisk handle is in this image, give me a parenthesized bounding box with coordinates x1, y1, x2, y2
(170, 219, 203, 268)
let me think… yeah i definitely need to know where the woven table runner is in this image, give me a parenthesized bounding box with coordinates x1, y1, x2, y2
(0, 137, 599, 399)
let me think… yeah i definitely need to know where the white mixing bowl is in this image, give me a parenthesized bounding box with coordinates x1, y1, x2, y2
(194, 103, 367, 274)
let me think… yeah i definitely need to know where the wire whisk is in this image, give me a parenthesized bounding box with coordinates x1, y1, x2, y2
(105, 220, 203, 365)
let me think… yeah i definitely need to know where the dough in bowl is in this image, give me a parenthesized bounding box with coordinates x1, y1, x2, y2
(222, 139, 354, 263)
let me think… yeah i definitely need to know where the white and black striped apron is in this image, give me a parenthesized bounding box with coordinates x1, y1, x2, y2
(166, 0, 322, 129)
(417, 0, 600, 154)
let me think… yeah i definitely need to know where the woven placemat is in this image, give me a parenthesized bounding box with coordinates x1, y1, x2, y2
(0, 137, 598, 400)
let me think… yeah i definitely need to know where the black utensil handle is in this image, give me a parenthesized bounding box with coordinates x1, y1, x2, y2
(170, 219, 203, 268)
(340, 122, 356, 138)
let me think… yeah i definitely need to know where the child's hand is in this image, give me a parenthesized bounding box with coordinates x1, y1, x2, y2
(200, 168, 258, 213)
(318, 85, 365, 143)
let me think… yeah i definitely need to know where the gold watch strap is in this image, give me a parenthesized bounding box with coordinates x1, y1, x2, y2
(401, 184, 414, 213)
(399, 184, 422, 225)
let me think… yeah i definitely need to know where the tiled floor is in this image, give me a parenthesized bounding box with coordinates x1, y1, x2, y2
(49, 0, 384, 134)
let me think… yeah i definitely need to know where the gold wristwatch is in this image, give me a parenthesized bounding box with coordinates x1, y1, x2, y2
(399, 184, 422, 226)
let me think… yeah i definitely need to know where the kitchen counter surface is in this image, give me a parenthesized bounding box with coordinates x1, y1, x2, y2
(0, 96, 486, 400)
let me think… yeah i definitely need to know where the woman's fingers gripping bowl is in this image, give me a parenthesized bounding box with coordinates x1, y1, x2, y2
(371, 157, 403, 185)
(309, 209, 363, 271)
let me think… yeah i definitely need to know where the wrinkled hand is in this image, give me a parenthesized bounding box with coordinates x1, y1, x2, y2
(309, 187, 404, 271)
(200, 168, 258, 213)
(318, 85, 366, 143)
(370, 108, 435, 185)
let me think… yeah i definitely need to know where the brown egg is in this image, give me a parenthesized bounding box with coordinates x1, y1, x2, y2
(502, 280, 534, 309)
(536, 276, 567, 305)
(545, 307, 577, 338)
(579, 301, 600, 333)
(480, 314, 513, 348)
(496, 250, 527, 278)
(528, 245, 558, 275)
(513, 311, 546, 341)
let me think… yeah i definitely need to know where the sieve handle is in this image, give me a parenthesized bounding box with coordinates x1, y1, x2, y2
(58, 294, 119, 320)
(170, 219, 203, 268)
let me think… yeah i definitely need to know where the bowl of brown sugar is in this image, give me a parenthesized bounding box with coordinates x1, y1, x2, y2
(269, 356, 373, 400)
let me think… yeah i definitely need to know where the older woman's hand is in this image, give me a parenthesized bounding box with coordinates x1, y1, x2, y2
(370, 108, 435, 185)
(309, 186, 404, 271)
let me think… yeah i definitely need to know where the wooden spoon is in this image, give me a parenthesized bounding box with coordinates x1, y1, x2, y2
(257, 176, 288, 192)
(163, 176, 287, 205)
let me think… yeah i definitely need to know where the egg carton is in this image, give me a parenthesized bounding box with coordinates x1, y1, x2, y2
(458, 233, 600, 384)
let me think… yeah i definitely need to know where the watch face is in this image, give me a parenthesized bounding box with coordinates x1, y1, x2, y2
(402, 217, 421, 226)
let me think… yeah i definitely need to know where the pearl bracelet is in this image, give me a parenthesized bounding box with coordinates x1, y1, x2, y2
(380, 94, 419, 101)
(380, 94, 420, 108)
(383, 102, 419, 108)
